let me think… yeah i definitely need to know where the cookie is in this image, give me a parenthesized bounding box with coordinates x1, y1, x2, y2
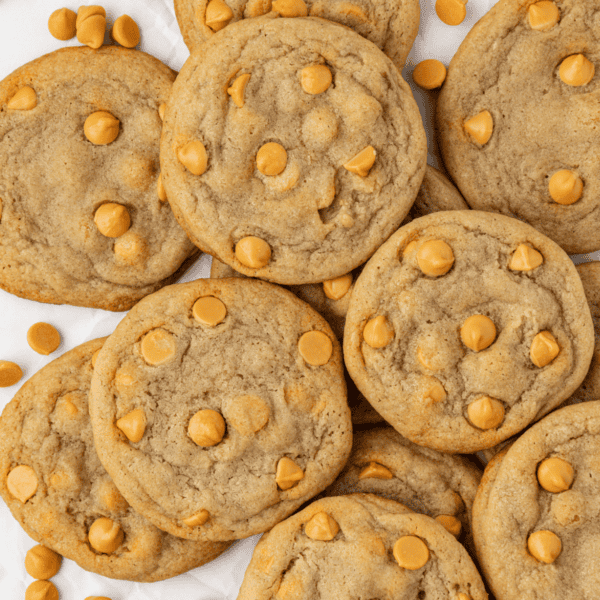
(0, 339, 231, 582)
(174, 0, 420, 68)
(472, 401, 600, 600)
(344, 210, 595, 453)
(160, 16, 427, 285)
(437, 0, 600, 254)
(324, 428, 481, 547)
(89, 278, 352, 541)
(237, 494, 489, 600)
(0, 46, 196, 311)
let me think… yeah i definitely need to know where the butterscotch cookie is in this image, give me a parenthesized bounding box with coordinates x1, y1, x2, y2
(472, 401, 600, 600)
(437, 0, 600, 254)
(174, 0, 420, 68)
(344, 211, 595, 453)
(161, 17, 427, 285)
(0, 47, 196, 311)
(0, 339, 231, 582)
(89, 278, 352, 541)
(238, 494, 489, 600)
(324, 428, 481, 548)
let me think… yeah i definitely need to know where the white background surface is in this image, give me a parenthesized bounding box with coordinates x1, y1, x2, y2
(0, 0, 597, 598)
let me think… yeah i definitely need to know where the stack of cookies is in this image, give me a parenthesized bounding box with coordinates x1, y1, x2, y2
(0, 0, 599, 598)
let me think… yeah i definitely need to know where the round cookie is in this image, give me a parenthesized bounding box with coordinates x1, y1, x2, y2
(472, 401, 600, 600)
(237, 494, 488, 600)
(0, 339, 231, 582)
(161, 16, 427, 285)
(437, 0, 600, 254)
(174, 0, 420, 68)
(324, 428, 481, 548)
(89, 278, 352, 541)
(0, 47, 196, 311)
(344, 210, 595, 454)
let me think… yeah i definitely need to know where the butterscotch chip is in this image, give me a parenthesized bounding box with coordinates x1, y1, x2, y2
(508, 244, 543, 271)
(84, 111, 120, 145)
(235, 236, 271, 268)
(272, 0, 308, 17)
(549, 170, 583, 205)
(7, 465, 38, 502)
(116, 408, 147, 443)
(205, 0, 234, 31)
(463, 110, 493, 145)
(527, 530, 561, 563)
(435, 0, 467, 25)
(178, 140, 208, 175)
(343, 146, 377, 177)
(226, 395, 270, 435)
(113, 232, 148, 265)
(298, 330, 333, 366)
(537, 457, 574, 493)
(188, 409, 226, 446)
(158, 103, 167, 121)
(183, 510, 210, 527)
(363, 315, 394, 349)
(301, 65, 332, 95)
(0, 360, 23, 387)
(358, 461, 393, 480)
(276, 457, 304, 490)
(141, 328, 177, 365)
(467, 396, 504, 430)
(530, 330, 560, 367)
(27, 322, 61, 355)
(76, 6, 106, 49)
(193, 296, 227, 326)
(88, 517, 124, 554)
(256, 142, 287, 176)
(460, 314, 496, 352)
(91, 349, 101, 368)
(227, 73, 251, 108)
(413, 59, 447, 90)
(304, 511, 339, 540)
(25, 580, 59, 600)
(559, 54, 595, 87)
(111, 15, 140, 48)
(323, 274, 352, 300)
(7, 86, 37, 111)
(48, 8, 77, 40)
(528, 1, 559, 30)
(424, 380, 446, 403)
(94, 203, 131, 238)
(393, 535, 429, 570)
(98, 480, 129, 512)
(416, 239, 454, 276)
(25, 545, 62, 580)
(435, 514, 462, 537)
(76, 5, 105, 26)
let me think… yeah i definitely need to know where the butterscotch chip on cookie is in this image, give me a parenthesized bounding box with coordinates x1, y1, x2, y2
(437, 0, 600, 254)
(0, 339, 231, 581)
(472, 402, 600, 599)
(174, 0, 420, 68)
(237, 494, 488, 600)
(0, 47, 196, 311)
(344, 211, 594, 453)
(161, 17, 426, 285)
(89, 278, 351, 541)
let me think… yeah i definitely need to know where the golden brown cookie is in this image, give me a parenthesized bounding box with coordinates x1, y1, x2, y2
(0, 339, 231, 582)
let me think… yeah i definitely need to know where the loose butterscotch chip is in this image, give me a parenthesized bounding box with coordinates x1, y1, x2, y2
(298, 330, 333, 366)
(509, 244, 543, 271)
(193, 296, 227, 326)
(435, 0, 467, 25)
(7, 86, 37, 111)
(88, 517, 124, 554)
(227, 73, 251, 108)
(464, 110, 493, 145)
(530, 331, 560, 367)
(256, 142, 287, 176)
(76, 5, 105, 26)
(305, 512, 340, 541)
(183, 509, 210, 527)
(417, 240, 454, 276)
(323, 274, 353, 300)
(528, 1, 559, 30)
(527, 530, 561, 563)
(272, 0, 308, 16)
(111, 15, 140, 48)
(435, 514, 462, 537)
(76, 6, 106, 49)
(48, 8, 77, 40)
(358, 461, 393, 480)
(537, 457, 574, 493)
(114, 232, 147, 264)
(178, 141, 208, 175)
(158, 103, 166, 121)
(344, 146, 376, 177)
(460, 314, 496, 352)
(276, 457, 304, 490)
(27, 322, 61, 355)
(559, 54, 595, 87)
(393, 536, 429, 570)
(363, 315, 394, 349)
(467, 396, 504, 429)
(7, 465, 38, 503)
(205, 0, 234, 31)
(116, 408, 147, 443)
(549, 170, 583, 205)
(141, 329, 177, 365)
(413, 59, 447, 89)
(25, 580, 59, 600)
(301, 65, 332, 95)
(188, 409, 226, 446)
(424, 380, 446, 403)
(94, 203, 131, 238)
(25, 545, 62, 580)
(84, 111, 120, 145)
(235, 236, 272, 268)
(0, 360, 23, 387)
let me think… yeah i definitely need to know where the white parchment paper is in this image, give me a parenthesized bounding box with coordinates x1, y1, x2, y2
(0, 0, 597, 598)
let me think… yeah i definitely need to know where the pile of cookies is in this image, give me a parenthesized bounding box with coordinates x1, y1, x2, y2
(0, 0, 599, 599)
